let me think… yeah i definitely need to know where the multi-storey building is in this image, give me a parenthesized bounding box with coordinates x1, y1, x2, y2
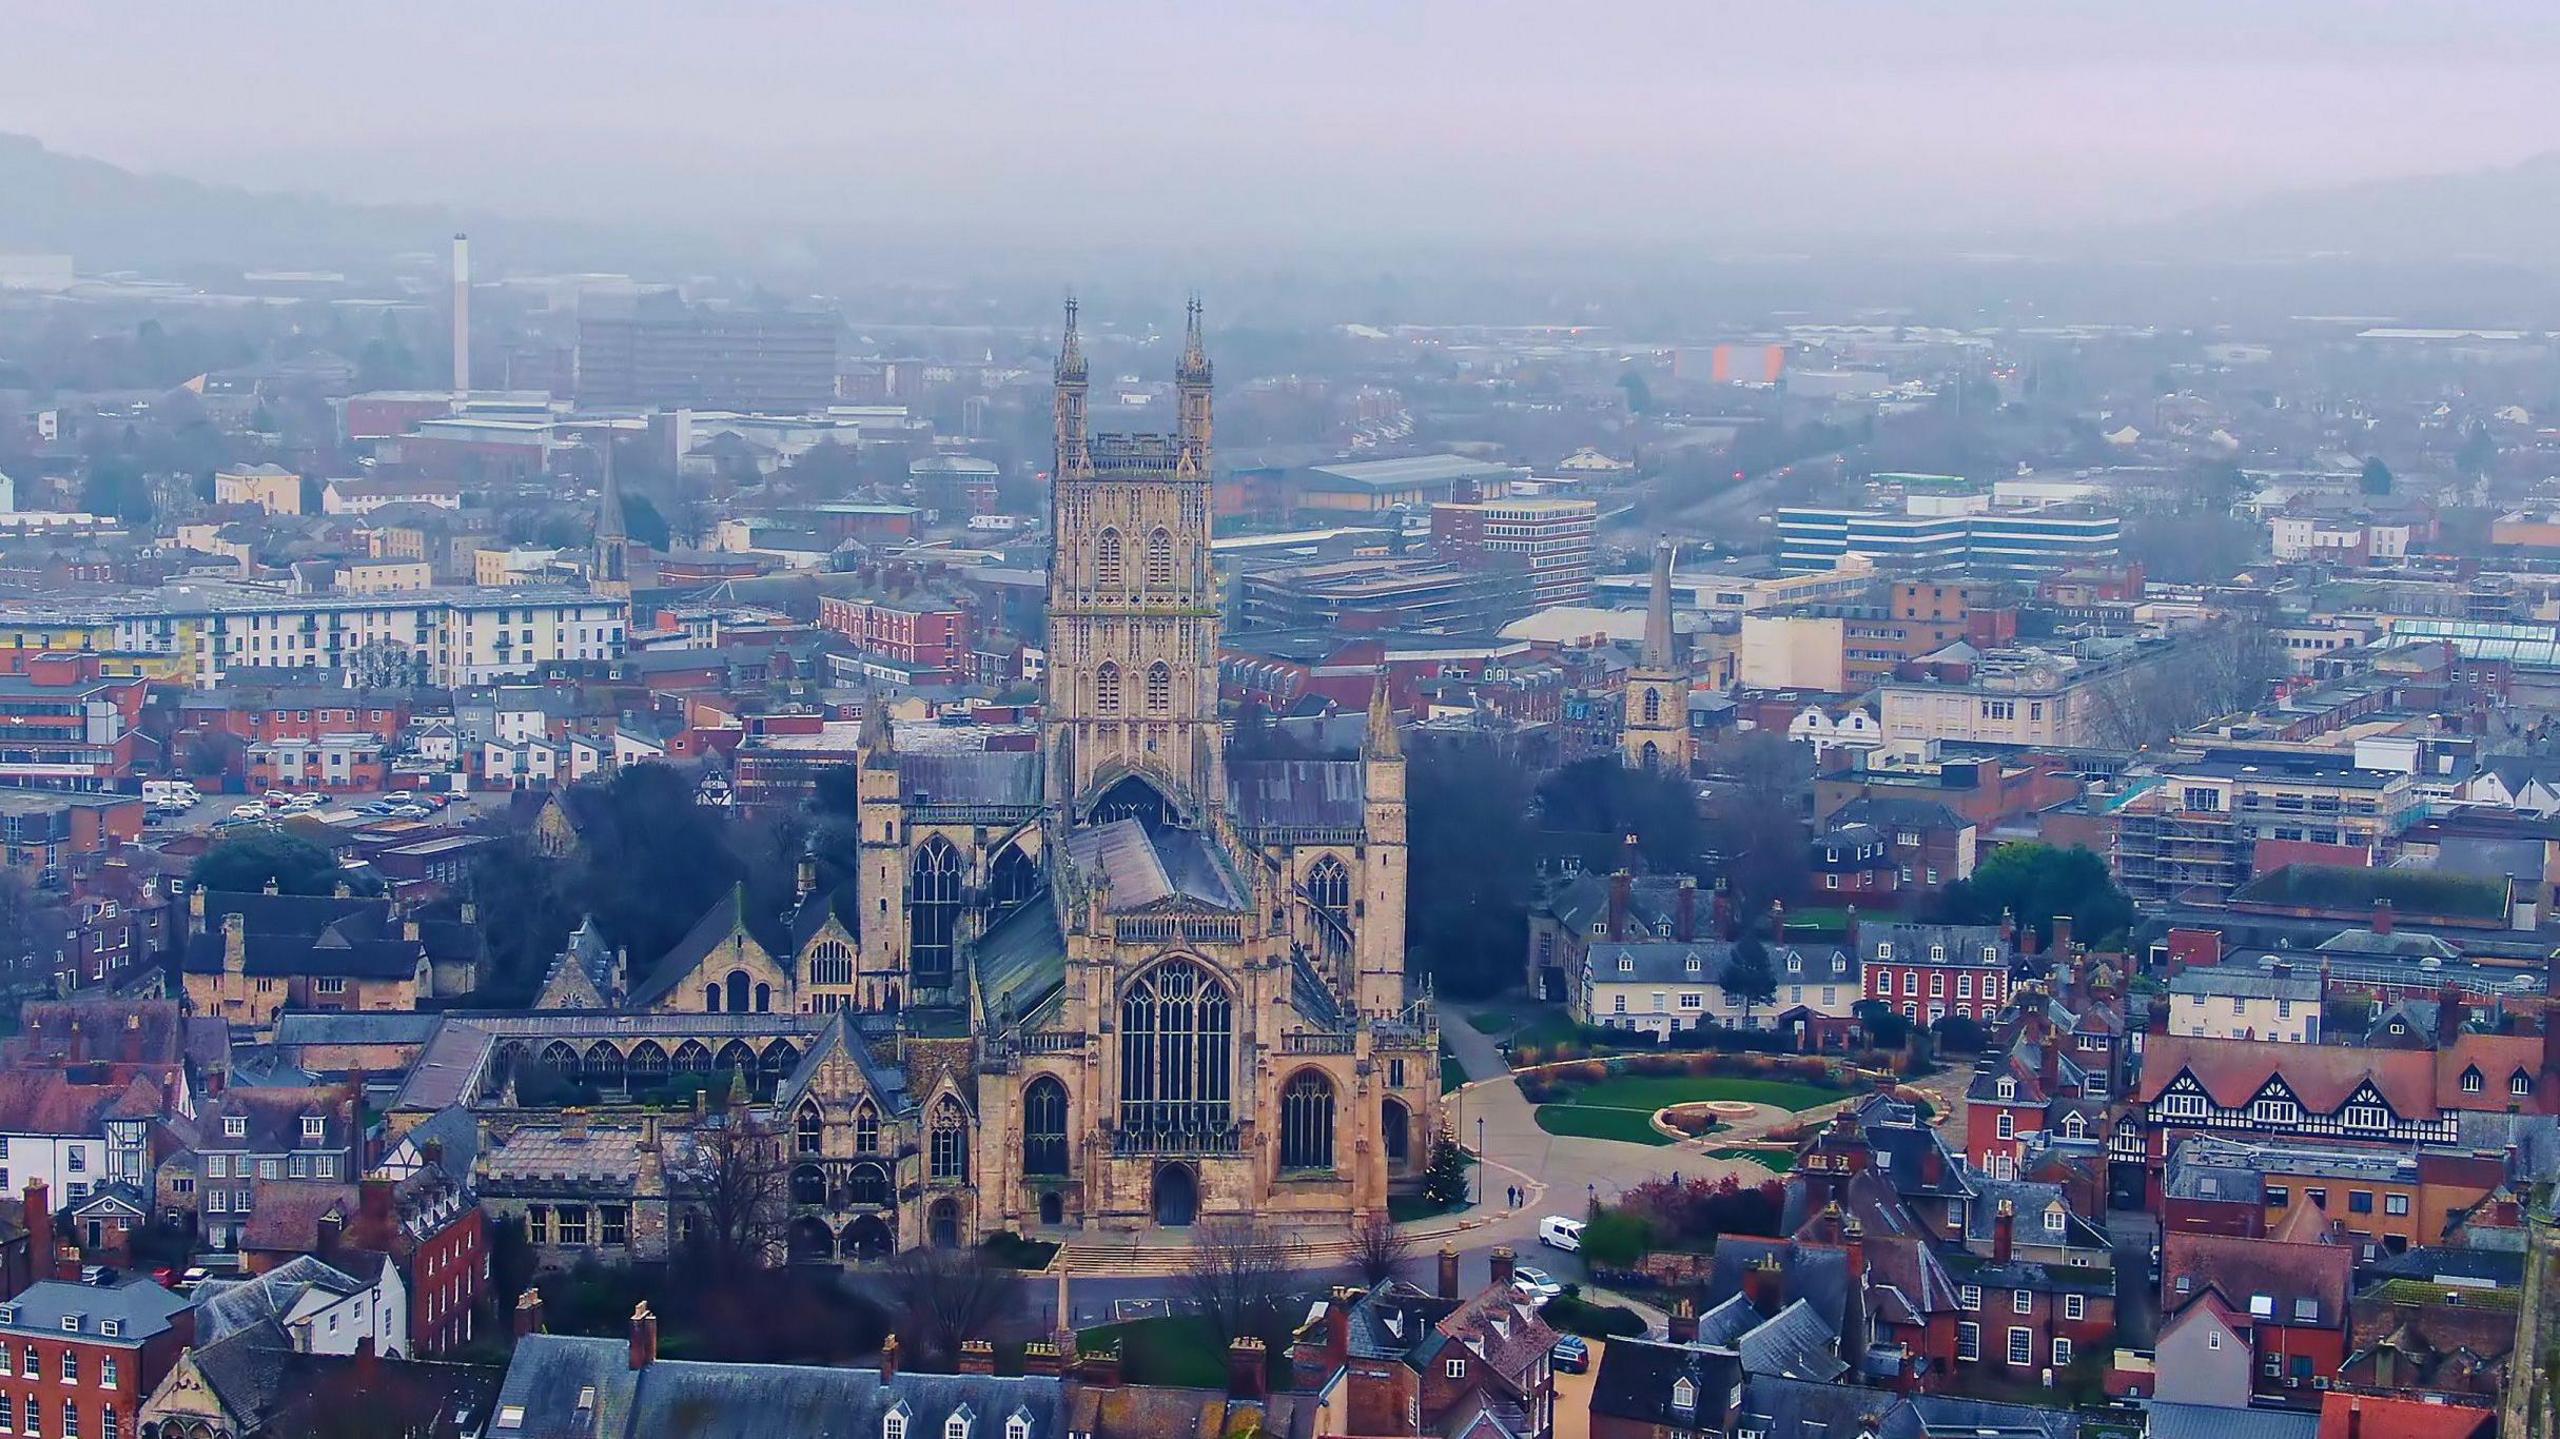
(816, 590, 974, 680)
(2110, 757, 2416, 904)
(1858, 923, 2014, 1028)
(1429, 496, 1598, 607)
(183, 1086, 363, 1253)
(2165, 967, 2323, 1042)
(211, 463, 302, 516)
(0, 1276, 193, 1439)
(1237, 555, 1533, 634)
(575, 296, 839, 410)
(1776, 503, 2119, 577)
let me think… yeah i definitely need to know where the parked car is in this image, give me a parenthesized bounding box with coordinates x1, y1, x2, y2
(230, 803, 268, 821)
(1537, 1216, 1585, 1252)
(382, 803, 431, 819)
(1511, 1266, 1563, 1303)
(1549, 1335, 1590, 1374)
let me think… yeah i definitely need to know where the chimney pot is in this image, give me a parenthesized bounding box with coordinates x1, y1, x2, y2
(879, 1334, 900, 1382)
(1993, 1198, 2016, 1265)
(958, 1339, 997, 1375)
(629, 1301, 658, 1370)
(1437, 1244, 1460, 1299)
(1489, 1245, 1516, 1289)
(1226, 1337, 1267, 1400)
(513, 1287, 545, 1338)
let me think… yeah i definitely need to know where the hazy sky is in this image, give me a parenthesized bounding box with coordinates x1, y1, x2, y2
(9, 1, 2560, 249)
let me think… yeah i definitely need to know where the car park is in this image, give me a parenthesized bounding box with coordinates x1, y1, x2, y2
(1549, 1335, 1590, 1373)
(1510, 1266, 1563, 1303)
(1537, 1216, 1585, 1252)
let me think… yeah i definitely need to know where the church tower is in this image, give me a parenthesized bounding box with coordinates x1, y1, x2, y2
(1621, 535, 1692, 774)
(1044, 298, 1223, 820)
(592, 438, 631, 600)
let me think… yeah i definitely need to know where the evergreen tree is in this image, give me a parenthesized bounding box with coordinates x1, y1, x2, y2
(1422, 1128, 1472, 1210)
(1723, 934, 1778, 1024)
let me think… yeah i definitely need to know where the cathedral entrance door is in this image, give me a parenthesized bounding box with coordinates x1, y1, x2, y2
(929, 1198, 961, 1248)
(1152, 1163, 1199, 1227)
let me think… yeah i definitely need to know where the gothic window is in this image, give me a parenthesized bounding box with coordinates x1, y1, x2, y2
(716, 1040, 756, 1078)
(1145, 528, 1174, 590)
(989, 845, 1038, 913)
(1306, 856, 1353, 964)
(1383, 1097, 1411, 1165)
(1119, 959, 1235, 1139)
(1091, 774, 1170, 827)
(849, 1161, 890, 1207)
(1279, 1071, 1336, 1171)
(1096, 663, 1124, 717)
(1643, 688, 1662, 725)
(703, 983, 721, 1012)
(628, 1042, 668, 1083)
(909, 837, 963, 985)
(1146, 662, 1172, 716)
(791, 1163, 826, 1207)
(1641, 741, 1661, 772)
(672, 1040, 712, 1073)
(1024, 1076, 1070, 1176)
(796, 1101, 823, 1156)
(931, 1097, 970, 1181)
(808, 939, 854, 988)
(854, 1100, 880, 1154)
(725, 970, 752, 1015)
(1097, 528, 1124, 591)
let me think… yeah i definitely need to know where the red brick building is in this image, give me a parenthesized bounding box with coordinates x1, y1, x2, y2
(1858, 922, 2016, 1028)
(817, 592, 973, 679)
(0, 1274, 194, 1439)
(2161, 1214, 2353, 1404)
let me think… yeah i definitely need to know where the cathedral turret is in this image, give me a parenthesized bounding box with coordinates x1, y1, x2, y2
(1358, 668, 1409, 1014)
(1176, 295, 1212, 474)
(1053, 298, 1090, 481)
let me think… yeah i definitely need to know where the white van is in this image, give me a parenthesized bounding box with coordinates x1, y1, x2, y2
(1537, 1216, 1584, 1252)
(144, 781, 202, 810)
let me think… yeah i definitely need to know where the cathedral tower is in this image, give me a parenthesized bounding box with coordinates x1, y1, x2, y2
(1044, 298, 1223, 819)
(1621, 534, 1692, 774)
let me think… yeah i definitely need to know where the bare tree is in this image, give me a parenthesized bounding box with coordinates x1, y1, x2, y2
(1179, 1215, 1301, 1350)
(874, 1245, 1014, 1369)
(681, 1091, 788, 1274)
(1350, 1212, 1413, 1287)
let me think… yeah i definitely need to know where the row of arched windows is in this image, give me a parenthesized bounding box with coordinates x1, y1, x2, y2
(1093, 527, 1181, 593)
(906, 839, 1041, 988)
(1092, 661, 1176, 718)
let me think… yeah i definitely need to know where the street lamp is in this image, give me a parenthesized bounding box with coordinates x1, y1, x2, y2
(1476, 1115, 1486, 1205)
(1587, 1181, 1597, 1220)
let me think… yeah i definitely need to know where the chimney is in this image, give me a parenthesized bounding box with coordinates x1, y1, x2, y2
(1608, 868, 1632, 942)
(451, 233, 471, 395)
(24, 1181, 52, 1285)
(1998, 909, 2016, 946)
(2346, 1397, 2362, 1439)
(2372, 899, 2394, 937)
(1741, 1255, 1780, 1315)
(958, 1339, 997, 1375)
(1077, 1341, 1123, 1387)
(2436, 982, 2466, 1048)
(1437, 1244, 1460, 1299)
(1226, 1338, 1267, 1399)
(1666, 1296, 1698, 1345)
(513, 1287, 545, 1338)
(1675, 878, 1698, 942)
(1921, 1143, 1945, 1188)
(1326, 1287, 1353, 1357)
(355, 1334, 379, 1389)
(878, 1334, 900, 1382)
(315, 1208, 345, 1257)
(189, 888, 206, 923)
(797, 856, 818, 901)
(404, 918, 422, 943)
(1843, 1217, 1866, 1287)
(1489, 1245, 1516, 1289)
(1023, 1340, 1064, 1377)
(355, 1177, 396, 1248)
(629, 1301, 658, 1370)
(2051, 915, 2074, 957)
(2020, 924, 2039, 960)
(1993, 1199, 2016, 1265)
(222, 913, 246, 972)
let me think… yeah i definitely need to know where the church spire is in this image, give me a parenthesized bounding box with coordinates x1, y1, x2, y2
(859, 697, 896, 769)
(1642, 534, 1675, 669)
(1176, 294, 1212, 470)
(1365, 668, 1401, 760)
(1053, 296, 1089, 482)
(593, 437, 629, 596)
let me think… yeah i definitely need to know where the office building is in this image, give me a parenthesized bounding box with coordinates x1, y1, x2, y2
(1430, 496, 1598, 606)
(576, 294, 839, 410)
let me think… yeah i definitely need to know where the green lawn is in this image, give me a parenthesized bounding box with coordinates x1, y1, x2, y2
(1710, 1148, 1798, 1172)
(1389, 1194, 1471, 1223)
(1080, 1315, 1287, 1389)
(1568, 1074, 1842, 1113)
(1510, 1010, 1589, 1053)
(1464, 1010, 1511, 1034)
(1533, 1104, 1675, 1145)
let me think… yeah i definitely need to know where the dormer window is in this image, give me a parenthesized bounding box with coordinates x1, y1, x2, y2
(223, 1115, 246, 1139)
(1670, 1378, 1696, 1413)
(1996, 1078, 2015, 1100)
(1618, 957, 1634, 973)
(301, 1116, 326, 1142)
(946, 1406, 975, 1439)
(2461, 1068, 2484, 1094)
(2044, 1206, 2066, 1234)
(884, 1404, 910, 1439)
(1876, 942, 1892, 960)
(1686, 957, 1701, 975)
(1983, 946, 1998, 963)
(1006, 1415, 1032, 1439)
(1930, 945, 1945, 962)
(2515, 1072, 2536, 1097)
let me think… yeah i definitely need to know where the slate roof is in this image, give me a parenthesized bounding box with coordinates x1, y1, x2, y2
(975, 900, 1067, 1028)
(776, 1014, 913, 1118)
(199, 889, 392, 937)
(1227, 759, 1366, 834)
(194, 1254, 374, 1342)
(182, 926, 424, 979)
(490, 1335, 1067, 1439)
(900, 751, 1043, 811)
(1858, 922, 2008, 968)
(2144, 1402, 2317, 1439)
(1736, 1374, 2082, 1439)
(1734, 1298, 1848, 1382)
(1587, 1338, 1741, 1432)
(0, 1275, 189, 1343)
(629, 888, 761, 1008)
(1061, 819, 1243, 912)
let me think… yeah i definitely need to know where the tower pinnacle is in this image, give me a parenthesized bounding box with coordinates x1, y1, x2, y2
(1642, 534, 1676, 669)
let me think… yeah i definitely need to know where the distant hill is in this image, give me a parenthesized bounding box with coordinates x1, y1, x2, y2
(0, 133, 456, 275)
(2127, 151, 2560, 265)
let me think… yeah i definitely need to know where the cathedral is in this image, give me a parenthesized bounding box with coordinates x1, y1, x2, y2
(574, 302, 1443, 1248)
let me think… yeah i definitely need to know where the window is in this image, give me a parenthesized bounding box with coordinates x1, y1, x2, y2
(931, 1098, 970, 1182)
(1094, 663, 1123, 717)
(1144, 528, 1174, 590)
(909, 836, 965, 986)
(2051, 1338, 2073, 1367)
(1095, 529, 1123, 590)
(2063, 1294, 2084, 1321)
(1956, 1322, 1980, 1361)
(601, 1206, 628, 1248)
(1445, 1358, 1467, 1380)
(302, 1116, 325, 1141)
(528, 1207, 550, 1245)
(1006, 1418, 1031, 1439)
(207, 1156, 227, 1179)
(884, 1410, 908, 1439)
(796, 1103, 823, 1156)
(2006, 1328, 2032, 1365)
(2305, 1188, 2327, 1210)
(1146, 662, 1172, 716)
(314, 976, 347, 995)
(0, 1395, 12, 1434)
(1995, 1113, 2015, 1140)
(1668, 1378, 1695, 1412)
(855, 1102, 880, 1154)
(2013, 1289, 2032, 1315)
(558, 1207, 589, 1246)
(60, 1351, 75, 1382)
(2208, 1330, 2222, 1350)
(1959, 1285, 1981, 1311)
(1024, 1077, 1070, 1177)
(224, 1115, 246, 1138)
(2342, 1104, 2389, 1131)
(1280, 1071, 1337, 1171)
(2266, 1186, 2289, 1208)
(1120, 959, 1234, 1141)
(1957, 974, 1972, 1000)
(1678, 993, 1702, 1011)
(57, 1404, 71, 1439)
(2294, 1297, 2320, 1323)
(2386, 1194, 2410, 1217)
(2349, 1191, 2374, 1215)
(99, 1413, 114, 1439)
(2516, 1073, 2537, 1097)
(946, 1411, 973, 1439)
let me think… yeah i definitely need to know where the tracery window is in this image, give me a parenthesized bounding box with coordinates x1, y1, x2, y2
(1024, 1076, 1069, 1176)
(1306, 855, 1353, 964)
(1096, 528, 1124, 591)
(909, 837, 963, 985)
(1119, 959, 1234, 1140)
(1146, 662, 1172, 716)
(931, 1097, 970, 1181)
(1279, 1071, 1336, 1171)
(1096, 663, 1123, 716)
(854, 1101, 881, 1154)
(1145, 528, 1174, 590)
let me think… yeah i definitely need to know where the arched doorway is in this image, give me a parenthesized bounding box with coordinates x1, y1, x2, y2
(1038, 1191, 1064, 1227)
(929, 1197, 961, 1248)
(788, 1216, 836, 1264)
(844, 1215, 894, 1260)
(1090, 773, 1172, 828)
(1152, 1163, 1199, 1227)
(1383, 1098, 1411, 1167)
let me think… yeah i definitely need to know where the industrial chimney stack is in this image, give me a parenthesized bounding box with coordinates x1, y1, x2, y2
(451, 232, 471, 395)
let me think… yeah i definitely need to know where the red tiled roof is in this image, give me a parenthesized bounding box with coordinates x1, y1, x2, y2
(2163, 1228, 2351, 1329)
(2315, 1392, 2493, 1439)
(2136, 1033, 2551, 1118)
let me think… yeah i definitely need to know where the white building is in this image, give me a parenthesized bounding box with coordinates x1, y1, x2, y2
(1579, 939, 1861, 1038)
(193, 1254, 410, 1359)
(2164, 966, 2321, 1043)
